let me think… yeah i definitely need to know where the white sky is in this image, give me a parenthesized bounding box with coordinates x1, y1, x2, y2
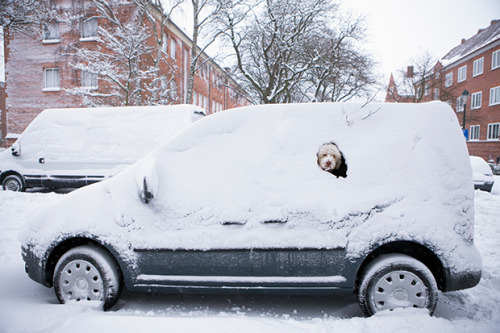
(340, 0, 500, 99)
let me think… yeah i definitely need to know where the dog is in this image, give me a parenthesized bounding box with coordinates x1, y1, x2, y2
(317, 142, 347, 178)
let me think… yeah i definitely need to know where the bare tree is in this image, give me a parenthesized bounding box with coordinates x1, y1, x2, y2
(183, 0, 234, 104)
(386, 50, 459, 104)
(299, 13, 378, 103)
(67, 0, 178, 106)
(133, 0, 183, 104)
(219, 0, 375, 104)
(0, 0, 59, 31)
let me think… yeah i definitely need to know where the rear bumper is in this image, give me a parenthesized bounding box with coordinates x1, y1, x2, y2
(474, 182, 494, 192)
(444, 267, 481, 292)
(21, 245, 51, 288)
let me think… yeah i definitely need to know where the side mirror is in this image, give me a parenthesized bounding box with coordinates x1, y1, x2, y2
(11, 141, 21, 156)
(136, 158, 158, 204)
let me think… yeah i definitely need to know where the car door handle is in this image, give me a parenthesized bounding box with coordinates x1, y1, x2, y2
(221, 221, 247, 225)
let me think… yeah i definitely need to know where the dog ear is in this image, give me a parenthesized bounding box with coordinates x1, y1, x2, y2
(333, 155, 348, 178)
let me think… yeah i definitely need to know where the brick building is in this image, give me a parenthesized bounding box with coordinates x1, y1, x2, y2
(386, 19, 500, 163)
(0, 0, 249, 147)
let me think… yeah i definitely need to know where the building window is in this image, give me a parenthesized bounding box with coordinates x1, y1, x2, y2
(445, 72, 453, 87)
(458, 65, 467, 82)
(434, 88, 439, 100)
(492, 49, 500, 70)
(490, 86, 500, 106)
(424, 83, 430, 96)
(82, 70, 98, 89)
(473, 58, 484, 76)
(487, 123, 500, 140)
(81, 17, 98, 40)
(43, 68, 60, 90)
(456, 96, 465, 112)
(470, 125, 480, 141)
(42, 22, 60, 42)
(162, 33, 167, 53)
(471, 91, 482, 109)
(170, 38, 176, 59)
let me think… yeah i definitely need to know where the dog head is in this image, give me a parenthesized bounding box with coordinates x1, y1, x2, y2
(317, 142, 347, 178)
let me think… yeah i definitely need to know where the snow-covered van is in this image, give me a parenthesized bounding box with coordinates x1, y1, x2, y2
(0, 105, 205, 191)
(20, 102, 482, 315)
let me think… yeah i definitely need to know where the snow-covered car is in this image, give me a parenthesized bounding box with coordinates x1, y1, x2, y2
(20, 102, 482, 316)
(470, 156, 495, 192)
(0, 105, 205, 192)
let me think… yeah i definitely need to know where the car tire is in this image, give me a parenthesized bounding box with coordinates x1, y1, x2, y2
(2, 174, 25, 192)
(357, 254, 438, 316)
(53, 245, 122, 311)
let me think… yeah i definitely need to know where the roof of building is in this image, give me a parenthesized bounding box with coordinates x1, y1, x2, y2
(440, 19, 500, 67)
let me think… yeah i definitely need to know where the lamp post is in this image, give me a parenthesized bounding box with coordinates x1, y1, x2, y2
(461, 89, 469, 130)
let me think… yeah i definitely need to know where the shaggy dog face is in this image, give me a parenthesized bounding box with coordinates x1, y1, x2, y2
(317, 142, 348, 178)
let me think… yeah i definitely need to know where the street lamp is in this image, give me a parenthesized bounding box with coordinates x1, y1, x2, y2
(461, 89, 469, 130)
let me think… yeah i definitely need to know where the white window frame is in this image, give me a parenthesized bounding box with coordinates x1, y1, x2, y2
(424, 83, 430, 96)
(81, 17, 98, 41)
(42, 22, 60, 43)
(490, 86, 500, 106)
(434, 88, 439, 100)
(487, 123, 500, 141)
(471, 91, 482, 109)
(473, 57, 484, 76)
(81, 70, 98, 89)
(43, 68, 60, 91)
(470, 125, 480, 141)
(492, 49, 500, 70)
(445, 72, 453, 87)
(170, 38, 176, 59)
(458, 65, 467, 82)
(162, 33, 168, 53)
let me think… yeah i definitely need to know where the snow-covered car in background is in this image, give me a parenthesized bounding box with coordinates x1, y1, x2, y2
(0, 105, 205, 192)
(470, 156, 495, 192)
(20, 102, 482, 316)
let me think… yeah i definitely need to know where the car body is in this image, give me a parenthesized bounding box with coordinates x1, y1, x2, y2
(470, 156, 495, 192)
(20, 102, 482, 315)
(1, 105, 205, 191)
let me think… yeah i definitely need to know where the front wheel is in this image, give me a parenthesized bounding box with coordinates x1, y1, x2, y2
(2, 174, 25, 192)
(53, 245, 122, 311)
(357, 254, 438, 316)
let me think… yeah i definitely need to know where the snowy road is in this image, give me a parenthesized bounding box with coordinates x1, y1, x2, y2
(1, 180, 499, 332)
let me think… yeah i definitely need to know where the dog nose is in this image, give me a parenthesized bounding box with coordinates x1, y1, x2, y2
(325, 161, 332, 167)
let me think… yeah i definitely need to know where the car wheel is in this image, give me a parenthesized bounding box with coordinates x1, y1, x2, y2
(357, 254, 438, 316)
(2, 174, 25, 192)
(53, 245, 122, 311)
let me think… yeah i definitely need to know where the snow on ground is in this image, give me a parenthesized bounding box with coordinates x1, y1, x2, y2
(0, 178, 499, 332)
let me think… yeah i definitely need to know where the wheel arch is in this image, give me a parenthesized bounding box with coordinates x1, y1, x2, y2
(354, 241, 446, 292)
(1, 171, 26, 187)
(44, 237, 124, 289)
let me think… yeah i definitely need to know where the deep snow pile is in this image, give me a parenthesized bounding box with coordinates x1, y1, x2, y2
(0, 184, 499, 332)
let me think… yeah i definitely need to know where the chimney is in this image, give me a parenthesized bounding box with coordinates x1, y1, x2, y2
(406, 66, 414, 79)
(492, 19, 500, 26)
(478, 28, 484, 34)
(461, 38, 466, 44)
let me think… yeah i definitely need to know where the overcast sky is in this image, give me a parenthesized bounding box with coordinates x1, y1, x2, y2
(341, 0, 500, 98)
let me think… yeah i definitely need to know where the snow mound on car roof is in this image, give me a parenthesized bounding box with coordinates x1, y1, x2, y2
(16, 104, 204, 164)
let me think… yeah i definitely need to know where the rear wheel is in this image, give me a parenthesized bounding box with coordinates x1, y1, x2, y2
(53, 245, 122, 311)
(2, 174, 25, 192)
(357, 254, 438, 316)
